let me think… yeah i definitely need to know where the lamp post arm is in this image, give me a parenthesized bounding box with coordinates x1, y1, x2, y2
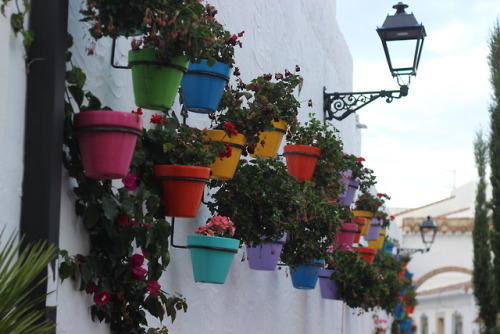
(323, 85, 409, 122)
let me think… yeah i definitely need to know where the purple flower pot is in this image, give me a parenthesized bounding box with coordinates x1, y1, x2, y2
(364, 218, 383, 241)
(339, 178, 359, 206)
(246, 233, 287, 271)
(319, 269, 341, 300)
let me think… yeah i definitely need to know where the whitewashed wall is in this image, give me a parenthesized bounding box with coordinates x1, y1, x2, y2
(0, 4, 27, 240)
(55, 1, 384, 333)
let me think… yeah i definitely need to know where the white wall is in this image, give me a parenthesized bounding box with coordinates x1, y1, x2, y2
(0, 3, 27, 240)
(54, 1, 387, 333)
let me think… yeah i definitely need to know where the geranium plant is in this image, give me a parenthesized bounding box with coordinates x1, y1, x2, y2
(141, 112, 225, 167)
(195, 216, 236, 238)
(208, 158, 302, 246)
(280, 182, 341, 268)
(339, 154, 377, 191)
(354, 191, 391, 213)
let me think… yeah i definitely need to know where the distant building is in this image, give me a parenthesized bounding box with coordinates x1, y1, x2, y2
(392, 181, 481, 334)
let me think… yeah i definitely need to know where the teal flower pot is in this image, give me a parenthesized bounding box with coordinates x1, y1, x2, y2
(187, 235, 240, 284)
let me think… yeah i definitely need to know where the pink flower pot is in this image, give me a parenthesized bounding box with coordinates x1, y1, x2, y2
(75, 110, 143, 179)
(334, 223, 358, 249)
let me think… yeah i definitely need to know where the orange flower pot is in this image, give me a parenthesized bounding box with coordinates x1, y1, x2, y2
(154, 165, 210, 217)
(207, 130, 246, 180)
(355, 247, 377, 264)
(251, 120, 287, 158)
(283, 144, 321, 182)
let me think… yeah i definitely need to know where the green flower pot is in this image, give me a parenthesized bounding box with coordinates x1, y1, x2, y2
(187, 235, 240, 284)
(128, 49, 189, 110)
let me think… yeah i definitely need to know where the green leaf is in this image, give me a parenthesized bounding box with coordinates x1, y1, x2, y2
(83, 205, 100, 229)
(102, 195, 119, 221)
(59, 261, 74, 281)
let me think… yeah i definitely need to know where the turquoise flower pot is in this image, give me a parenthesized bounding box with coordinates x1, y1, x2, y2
(187, 235, 240, 284)
(290, 259, 324, 290)
(181, 59, 231, 113)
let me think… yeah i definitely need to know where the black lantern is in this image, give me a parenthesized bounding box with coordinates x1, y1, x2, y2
(377, 2, 426, 85)
(419, 216, 437, 250)
(323, 2, 426, 122)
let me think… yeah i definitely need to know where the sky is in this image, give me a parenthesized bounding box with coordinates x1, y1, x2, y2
(336, 0, 498, 208)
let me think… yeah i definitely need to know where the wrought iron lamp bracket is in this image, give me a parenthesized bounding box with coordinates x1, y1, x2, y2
(323, 85, 408, 121)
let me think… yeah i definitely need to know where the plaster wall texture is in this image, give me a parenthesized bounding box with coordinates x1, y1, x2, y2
(0, 6, 27, 241)
(415, 289, 478, 334)
(54, 0, 382, 333)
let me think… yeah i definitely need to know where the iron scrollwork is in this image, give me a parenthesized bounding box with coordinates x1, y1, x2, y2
(323, 85, 409, 121)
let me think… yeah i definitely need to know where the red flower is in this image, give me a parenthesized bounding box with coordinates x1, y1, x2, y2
(93, 291, 111, 306)
(390, 215, 395, 220)
(132, 107, 143, 116)
(284, 69, 292, 77)
(86, 281, 98, 294)
(141, 248, 150, 257)
(295, 65, 301, 72)
(75, 254, 85, 262)
(377, 193, 385, 197)
(275, 73, 283, 80)
(121, 173, 139, 191)
(146, 280, 161, 297)
(263, 73, 272, 81)
(118, 214, 130, 226)
(150, 114, 163, 124)
(129, 254, 144, 268)
(224, 122, 238, 135)
(357, 157, 365, 162)
(218, 144, 232, 158)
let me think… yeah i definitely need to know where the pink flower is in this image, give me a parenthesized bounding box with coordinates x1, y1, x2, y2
(326, 245, 334, 253)
(129, 254, 144, 268)
(122, 173, 139, 191)
(93, 291, 111, 306)
(146, 280, 161, 297)
(132, 266, 148, 281)
(85, 281, 98, 294)
(141, 248, 150, 257)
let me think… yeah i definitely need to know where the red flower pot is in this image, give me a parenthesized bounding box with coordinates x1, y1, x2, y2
(154, 165, 210, 217)
(283, 144, 321, 182)
(355, 246, 377, 264)
(75, 110, 143, 179)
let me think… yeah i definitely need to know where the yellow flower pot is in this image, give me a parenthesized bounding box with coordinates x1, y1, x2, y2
(207, 130, 246, 180)
(352, 210, 374, 236)
(367, 229, 386, 249)
(251, 120, 287, 159)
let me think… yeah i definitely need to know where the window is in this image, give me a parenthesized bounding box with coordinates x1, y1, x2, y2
(452, 312, 463, 334)
(420, 314, 428, 334)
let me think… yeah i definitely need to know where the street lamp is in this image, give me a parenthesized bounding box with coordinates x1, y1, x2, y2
(323, 2, 426, 121)
(399, 216, 438, 254)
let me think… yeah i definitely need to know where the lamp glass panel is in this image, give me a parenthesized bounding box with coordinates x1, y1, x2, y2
(384, 39, 418, 73)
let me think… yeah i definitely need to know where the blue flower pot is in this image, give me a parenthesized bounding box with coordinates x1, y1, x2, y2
(383, 242, 394, 254)
(290, 259, 324, 290)
(181, 59, 231, 113)
(400, 319, 412, 330)
(394, 303, 405, 320)
(187, 235, 240, 284)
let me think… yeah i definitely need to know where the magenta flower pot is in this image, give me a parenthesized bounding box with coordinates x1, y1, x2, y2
(246, 233, 287, 271)
(319, 269, 341, 300)
(75, 110, 143, 179)
(364, 218, 383, 241)
(334, 223, 358, 249)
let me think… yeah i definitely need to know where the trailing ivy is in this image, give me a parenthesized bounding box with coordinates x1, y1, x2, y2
(59, 35, 187, 334)
(1, 0, 33, 61)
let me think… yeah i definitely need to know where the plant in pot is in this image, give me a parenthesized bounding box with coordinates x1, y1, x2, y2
(187, 216, 240, 284)
(404, 286, 418, 314)
(140, 112, 225, 217)
(180, 4, 245, 114)
(127, 0, 219, 110)
(353, 191, 390, 236)
(208, 158, 302, 271)
(280, 182, 341, 289)
(337, 154, 376, 206)
(325, 247, 386, 311)
(246, 68, 302, 158)
(372, 250, 404, 313)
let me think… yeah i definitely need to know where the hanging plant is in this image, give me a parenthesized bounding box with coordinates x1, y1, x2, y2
(59, 35, 187, 334)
